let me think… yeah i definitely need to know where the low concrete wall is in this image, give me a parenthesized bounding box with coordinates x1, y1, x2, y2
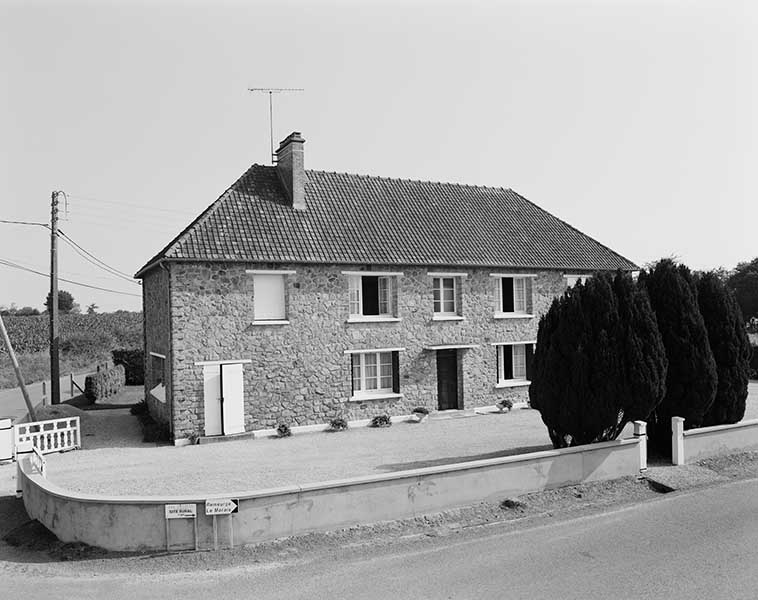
(20, 434, 645, 552)
(672, 417, 758, 465)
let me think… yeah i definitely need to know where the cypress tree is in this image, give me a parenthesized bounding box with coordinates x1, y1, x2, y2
(696, 272, 751, 425)
(639, 259, 717, 448)
(529, 271, 667, 448)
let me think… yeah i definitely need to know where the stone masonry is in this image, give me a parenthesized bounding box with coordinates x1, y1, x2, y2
(143, 262, 571, 440)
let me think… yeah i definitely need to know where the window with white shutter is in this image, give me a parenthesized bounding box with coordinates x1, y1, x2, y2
(253, 274, 286, 321)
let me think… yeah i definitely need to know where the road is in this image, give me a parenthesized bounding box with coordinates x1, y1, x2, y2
(2, 477, 758, 599)
(0, 371, 88, 421)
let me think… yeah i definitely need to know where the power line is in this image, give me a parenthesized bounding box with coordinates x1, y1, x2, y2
(0, 258, 142, 297)
(0, 219, 49, 228)
(57, 229, 138, 282)
(67, 193, 195, 216)
(2, 255, 138, 284)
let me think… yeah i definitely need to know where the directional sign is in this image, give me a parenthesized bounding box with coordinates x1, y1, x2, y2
(205, 498, 239, 515)
(165, 503, 197, 519)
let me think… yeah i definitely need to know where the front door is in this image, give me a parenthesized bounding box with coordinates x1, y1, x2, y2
(436, 349, 459, 410)
(203, 363, 245, 436)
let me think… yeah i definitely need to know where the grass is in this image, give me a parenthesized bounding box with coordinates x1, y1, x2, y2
(0, 350, 110, 390)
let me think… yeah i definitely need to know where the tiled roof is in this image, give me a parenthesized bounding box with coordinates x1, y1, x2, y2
(136, 165, 637, 276)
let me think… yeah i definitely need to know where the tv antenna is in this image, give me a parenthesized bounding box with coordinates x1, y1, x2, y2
(248, 87, 304, 164)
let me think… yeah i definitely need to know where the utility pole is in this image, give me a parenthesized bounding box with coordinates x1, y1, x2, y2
(0, 314, 36, 421)
(49, 191, 62, 405)
(248, 88, 304, 164)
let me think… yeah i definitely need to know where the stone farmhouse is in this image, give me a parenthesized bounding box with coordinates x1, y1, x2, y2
(136, 132, 637, 442)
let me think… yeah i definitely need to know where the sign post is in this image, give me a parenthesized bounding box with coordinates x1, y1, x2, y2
(164, 503, 198, 552)
(205, 498, 239, 550)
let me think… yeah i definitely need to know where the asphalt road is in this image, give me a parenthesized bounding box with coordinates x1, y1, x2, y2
(0, 372, 87, 421)
(3, 477, 758, 599)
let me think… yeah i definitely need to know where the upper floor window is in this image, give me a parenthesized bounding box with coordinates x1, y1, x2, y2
(343, 271, 402, 321)
(564, 274, 589, 289)
(246, 269, 296, 324)
(491, 274, 535, 317)
(434, 277, 456, 314)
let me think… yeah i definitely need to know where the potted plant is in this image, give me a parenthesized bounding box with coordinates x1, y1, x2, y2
(329, 417, 348, 432)
(276, 423, 292, 437)
(370, 414, 392, 428)
(411, 406, 429, 423)
(497, 399, 514, 413)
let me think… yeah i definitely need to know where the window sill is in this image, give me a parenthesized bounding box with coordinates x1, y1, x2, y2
(250, 320, 290, 326)
(495, 380, 531, 389)
(347, 392, 403, 402)
(494, 313, 534, 320)
(347, 316, 401, 324)
(432, 315, 464, 321)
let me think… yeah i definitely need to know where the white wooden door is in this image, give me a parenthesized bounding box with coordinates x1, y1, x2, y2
(203, 363, 245, 436)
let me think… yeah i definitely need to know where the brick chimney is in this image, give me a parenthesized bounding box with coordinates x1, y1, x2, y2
(275, 132, 306, 210)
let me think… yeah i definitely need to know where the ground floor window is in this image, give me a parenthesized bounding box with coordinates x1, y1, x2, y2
(350, 351, 400, 398)
(496, 343, 534, 385)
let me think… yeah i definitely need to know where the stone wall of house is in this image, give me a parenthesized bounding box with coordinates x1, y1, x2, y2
(142, 266, 171, 429)
(167, 262, 569, 439)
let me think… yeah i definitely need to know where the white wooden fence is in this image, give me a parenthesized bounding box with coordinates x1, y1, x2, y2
(14, 416, 81, 455)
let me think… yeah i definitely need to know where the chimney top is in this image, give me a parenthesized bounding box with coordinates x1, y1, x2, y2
(275, 131, 306, 210)
(277, 132, 304, 153)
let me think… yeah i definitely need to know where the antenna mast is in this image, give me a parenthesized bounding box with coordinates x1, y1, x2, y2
(248, 87, 304, 164)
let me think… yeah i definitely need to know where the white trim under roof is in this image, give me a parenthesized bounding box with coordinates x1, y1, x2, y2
(245, 269, 297, 275)
(490, 340, 537, 346)
(426, 272, 469, 278)
(343, 347, 406, 355)
(489, 273, 538, 278)
(149, 351, 166, 359)
(341, 270, 404, 277)
(194, 359, 253, 366)
(423, 344, 479, 351)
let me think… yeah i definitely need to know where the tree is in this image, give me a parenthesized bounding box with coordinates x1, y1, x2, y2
(696, 272, 751, 425)
(638, 259, 717, 448)
(529, 271, 667, 448)
(45, 290, 76, 314)
(15, 306, 40, 316)
(87, 303, 98, 315)
(727, 257, 758, 323)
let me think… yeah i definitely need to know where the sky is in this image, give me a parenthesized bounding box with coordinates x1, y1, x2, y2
(1, 0, 756, 312)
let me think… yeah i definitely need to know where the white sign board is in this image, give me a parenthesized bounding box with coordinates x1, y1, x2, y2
(205, 498, 239, 515)
(165, 503, 197, 519)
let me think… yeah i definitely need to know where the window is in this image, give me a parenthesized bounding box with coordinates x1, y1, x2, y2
(433, 277, 456, 315)
(346, 272, 400, 320)
(149, 352, 167, 403)
(493, 275, 534, 316)
(564, 274, 589, 288)
(496, 343, 534, 386)
(350, 351, 400, 398)
(252, 274, 287, 321)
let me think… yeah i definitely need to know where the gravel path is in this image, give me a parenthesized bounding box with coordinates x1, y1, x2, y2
(44, 382, 758, 498)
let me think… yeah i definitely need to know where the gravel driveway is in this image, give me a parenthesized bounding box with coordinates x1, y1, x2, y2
(44, 382, 758, 497)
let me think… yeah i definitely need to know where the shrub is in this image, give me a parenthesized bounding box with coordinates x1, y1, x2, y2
(750, 345, 758, 379)
(529, 271, 667, 448)
(130, 399, 149, 415)
(84, 364, 125, 403)
(411, 407, 429, 415)
(276, 423, 292, 437)
(112, 349, 145, 385)
(370, 414, 391, 428)
(497, 398, 514, 412)
(639, 260, 717, 449)
(329, 417, 348, 431)
(696, 272, 752, 425)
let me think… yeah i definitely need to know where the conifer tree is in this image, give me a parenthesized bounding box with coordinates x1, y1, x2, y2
(638, 259, 717, 448)
(529, 271, 667, 448)
(696, 272, 751, 425)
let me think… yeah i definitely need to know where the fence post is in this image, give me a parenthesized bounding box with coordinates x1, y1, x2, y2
(672, 417, 685, 466)
(633, 420, 647, 472)
(15, 440, 33, 497)
(42, 381, 47, 406)
(70, 373, 74, 397)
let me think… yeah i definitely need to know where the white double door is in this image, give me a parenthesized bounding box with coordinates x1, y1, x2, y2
(203, 362, 245, 436)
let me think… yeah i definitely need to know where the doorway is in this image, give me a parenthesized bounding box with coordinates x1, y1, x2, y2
(202, 362, 245, 436)
(436, 349, 459, 410)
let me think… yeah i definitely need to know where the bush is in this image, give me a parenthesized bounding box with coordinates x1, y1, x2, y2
(639, 260, 717, 449)
(497, 398, 514, 412)
(370, 414, 391, 428)
(276, 423, 292, 437)
(112, 349, 145, 385)
(133, 410, 171, 443)
(329, 417, 348, 431)
(696, 272, 752, 425)
(84, 364, 125, 403)
(529, 271, 667, 448)
(130, 399, 149, 416)
(749, 345, 758, 379)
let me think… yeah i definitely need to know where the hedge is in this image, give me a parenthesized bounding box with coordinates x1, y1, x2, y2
(112, 349, 145, 385)
(750, 345, 758, 379)
(1, 312, 142, 355)
(84, 364, 125, 403)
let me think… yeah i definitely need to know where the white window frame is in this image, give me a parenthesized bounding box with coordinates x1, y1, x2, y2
(490, 273, 536, 319)
(349, 350, 400, 400)
(564, 274, 588, 288)
(433, 276, 457, 316)
(246, 269, 296, 325)
(343, 271, 402, 322)
(493, 341, 535, 388)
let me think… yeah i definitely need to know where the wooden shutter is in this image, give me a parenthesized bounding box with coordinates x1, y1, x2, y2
(253, 275, 285, 320)
(502, 278, 514, 312)
(392, 351, 400, 393)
